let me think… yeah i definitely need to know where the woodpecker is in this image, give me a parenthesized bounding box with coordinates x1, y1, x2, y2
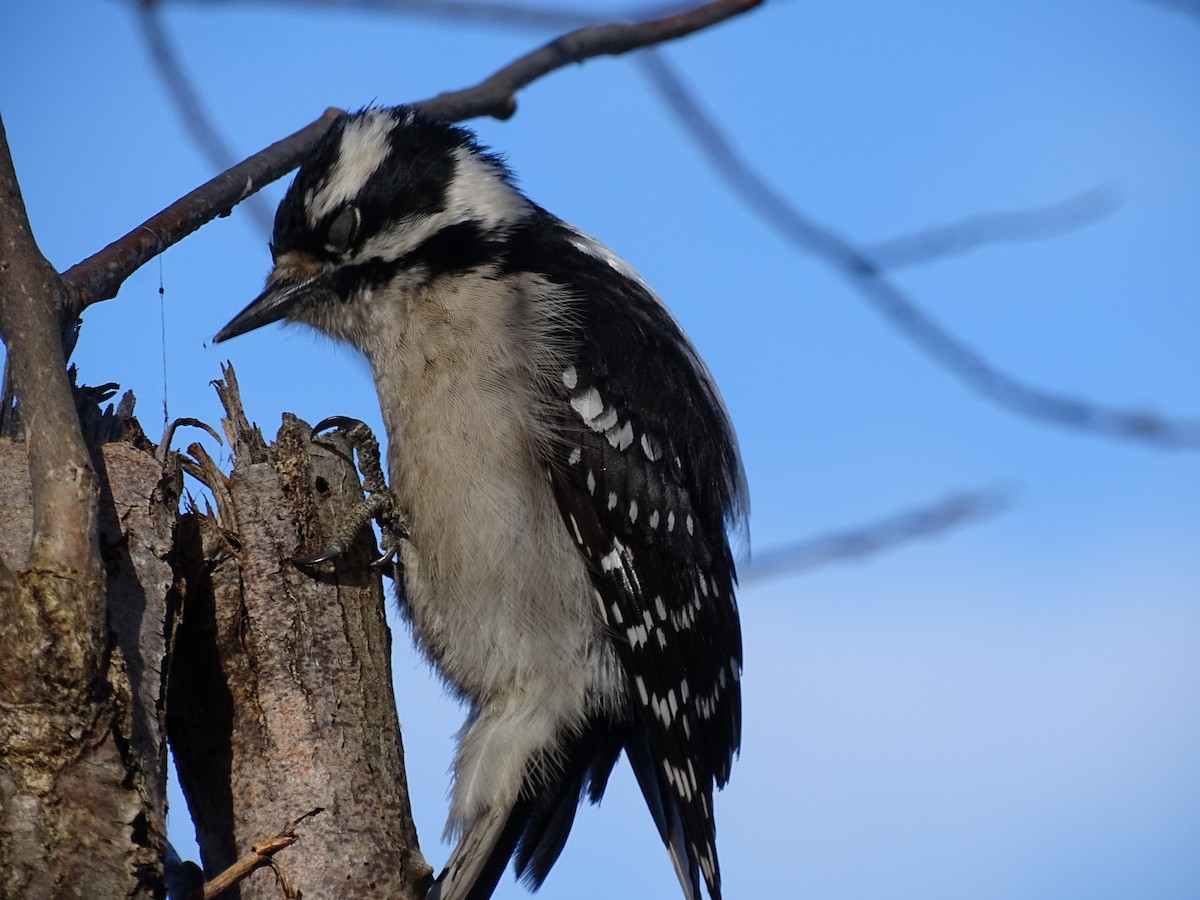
(215, 106, 746, 900)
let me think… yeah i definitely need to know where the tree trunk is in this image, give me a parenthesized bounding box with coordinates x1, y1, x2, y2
(0, 424, 178, 899)
(167, 370, 428, 899)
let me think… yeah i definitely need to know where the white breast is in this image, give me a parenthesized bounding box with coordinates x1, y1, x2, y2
(361, 271, 622, 710)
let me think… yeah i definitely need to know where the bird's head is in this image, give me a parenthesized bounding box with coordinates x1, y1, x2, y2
(214, 106, 530, 348)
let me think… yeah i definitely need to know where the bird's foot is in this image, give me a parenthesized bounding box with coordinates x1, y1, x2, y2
(293, 416, 409, 573)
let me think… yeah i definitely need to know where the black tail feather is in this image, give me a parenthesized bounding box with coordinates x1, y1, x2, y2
(513, 722, 626, 888)
(625, 729, 704, 900)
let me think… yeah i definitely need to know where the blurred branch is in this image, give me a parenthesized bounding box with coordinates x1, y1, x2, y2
(62, 0, 760, 313)
(743, 488, 1010, 584)
(864, 187, 1122, 270)
(639, 51, 1200, 450)
(137, 1, 275, 233)
(1142, 0, 1200, 21)
(159, 0, 595, 27)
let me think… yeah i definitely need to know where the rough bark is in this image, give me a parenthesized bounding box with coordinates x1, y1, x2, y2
(168, 370, 428, 899)
(0, 112, 168, 899)
(0, 426, 182, 900)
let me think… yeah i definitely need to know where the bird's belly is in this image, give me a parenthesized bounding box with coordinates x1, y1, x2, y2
(392, 443, 620, 713)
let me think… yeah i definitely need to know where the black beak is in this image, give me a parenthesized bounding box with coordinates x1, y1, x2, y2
(213, 277, 325, 344)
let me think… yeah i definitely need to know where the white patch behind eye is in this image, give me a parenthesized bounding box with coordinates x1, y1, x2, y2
(445, 147, 527, 230)
(347, 143, 532, 267)
(307, 110, 397, 226)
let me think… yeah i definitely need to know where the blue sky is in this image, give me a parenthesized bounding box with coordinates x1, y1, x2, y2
(4, 1, 1199, 897)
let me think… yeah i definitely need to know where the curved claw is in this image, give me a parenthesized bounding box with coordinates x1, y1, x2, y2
(311, 415, 367, 438)
(373, 544, 399, 567)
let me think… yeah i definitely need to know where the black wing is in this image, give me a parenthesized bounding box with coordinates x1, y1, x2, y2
(508, 214, 746, 900)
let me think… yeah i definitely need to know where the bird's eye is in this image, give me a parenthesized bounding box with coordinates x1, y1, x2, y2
(326, 206, 360, 254)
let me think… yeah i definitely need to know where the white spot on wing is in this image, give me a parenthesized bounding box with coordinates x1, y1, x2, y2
(634, 674, 649, 705)
(571, 387, 604, 422)
(606, 421, 634, 450)
(566, 226, 654, 293)
(600, 548, 621, 572)
(591, 406, 619, 433)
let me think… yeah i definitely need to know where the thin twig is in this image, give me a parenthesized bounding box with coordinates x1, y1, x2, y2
(61, 0, 760, 313)
(638, 50, 1200, 450)
(158, 416, 222, 462)
(184, 808, 325, 900)
(743, 488, 1011, 584)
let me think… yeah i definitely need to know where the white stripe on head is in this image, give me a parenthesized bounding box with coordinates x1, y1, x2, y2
(352, 143, 529, 265)
(306, 109, 398, 225)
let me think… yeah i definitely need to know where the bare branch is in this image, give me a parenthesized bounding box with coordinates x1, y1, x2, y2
(743, 488, 1011, 584)
(62, 0, 760, 313)
(60, 108, 343, 316)
(415, 0, 761, 121)
(639, 51, 1200, 450)
(137, 1, 275, 232)
(864, 187, 1123, 270)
